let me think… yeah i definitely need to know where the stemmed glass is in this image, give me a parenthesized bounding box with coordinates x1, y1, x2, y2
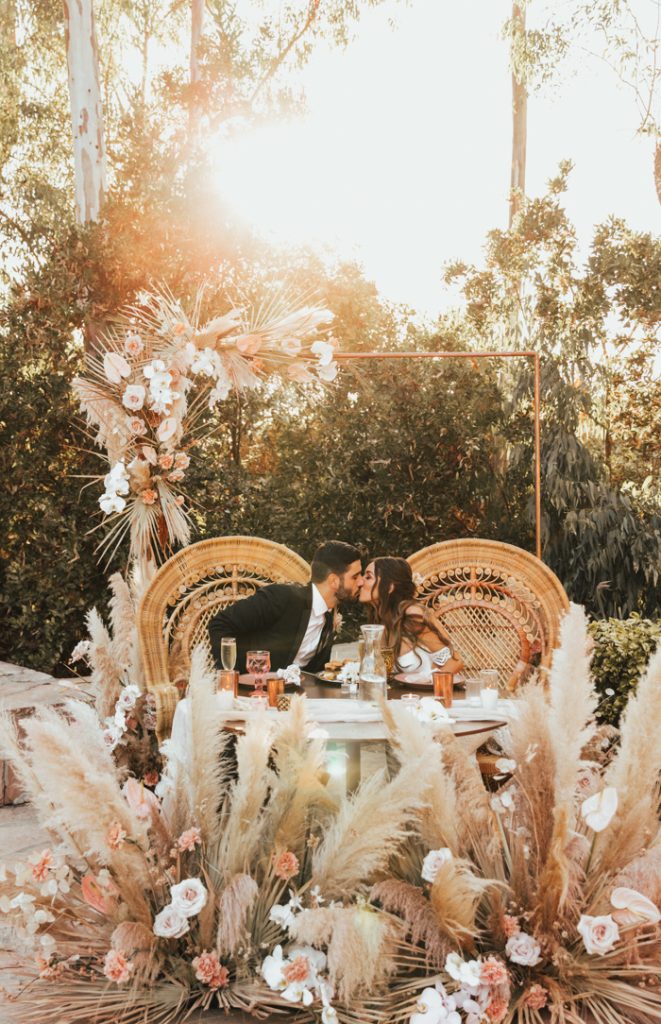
(246, 650, 270, 693)
(220, 637, 237, 672)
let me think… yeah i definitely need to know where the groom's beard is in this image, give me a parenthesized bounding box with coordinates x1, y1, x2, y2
(335, 583, 359, 602)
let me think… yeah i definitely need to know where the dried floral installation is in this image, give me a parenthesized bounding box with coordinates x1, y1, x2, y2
(1, 604, 660, 1024)
(73, 286, 336, 567)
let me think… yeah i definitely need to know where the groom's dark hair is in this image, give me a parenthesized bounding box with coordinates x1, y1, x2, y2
(311, 541, 362, 582)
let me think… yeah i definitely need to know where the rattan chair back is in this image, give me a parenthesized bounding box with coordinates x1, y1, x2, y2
(138, 536, 310, 736)
(407, 539, 568, 690)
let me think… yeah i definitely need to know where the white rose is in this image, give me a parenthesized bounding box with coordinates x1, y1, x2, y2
(117, 685, 141, 712)
(505, 931, 542, 966)
(421, 848, 453, 883)
(610, 887, 661, 927)
(122, 384, 146, 411)
(577, 914, 620, 955)
(153, 904, 190, 939)
(580, 787, 618, 832)
(169, 877, 207, 918)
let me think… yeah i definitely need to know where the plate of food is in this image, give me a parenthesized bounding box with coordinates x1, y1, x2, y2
(313, 659, 360, 685)
(392, 671, 433, 690)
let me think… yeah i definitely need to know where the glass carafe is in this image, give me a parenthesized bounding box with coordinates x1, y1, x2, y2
(359, 624, 387, 703)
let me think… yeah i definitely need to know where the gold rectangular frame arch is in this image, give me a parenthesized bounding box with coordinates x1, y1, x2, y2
(336, 350, 542, 560)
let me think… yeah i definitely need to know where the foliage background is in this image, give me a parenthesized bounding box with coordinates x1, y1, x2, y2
(0, 2, 659, 674)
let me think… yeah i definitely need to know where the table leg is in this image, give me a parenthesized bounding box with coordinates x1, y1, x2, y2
(344, 741, 362, 795)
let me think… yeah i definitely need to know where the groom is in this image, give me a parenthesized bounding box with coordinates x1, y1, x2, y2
(208, 540, 364, 674)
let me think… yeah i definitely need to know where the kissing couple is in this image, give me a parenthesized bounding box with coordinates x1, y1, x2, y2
(209, 540, 462, 677)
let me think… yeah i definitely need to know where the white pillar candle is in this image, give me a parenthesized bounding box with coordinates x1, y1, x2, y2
(480, 688, 499, 711)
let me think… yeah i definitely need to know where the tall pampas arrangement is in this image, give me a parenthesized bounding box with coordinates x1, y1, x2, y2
(3, 603, 661, 1024)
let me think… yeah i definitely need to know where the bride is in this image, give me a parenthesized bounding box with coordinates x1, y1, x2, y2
(358, 556, 464, 676)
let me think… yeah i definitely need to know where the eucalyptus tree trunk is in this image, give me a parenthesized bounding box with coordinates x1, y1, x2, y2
(509, 2, 527, 227)
(0, 0, 19, 172)
(189, 0, 204, 138)
(62, 0, 107, 223)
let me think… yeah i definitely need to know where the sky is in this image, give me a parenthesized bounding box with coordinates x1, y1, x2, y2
(214, 0, 660, 317)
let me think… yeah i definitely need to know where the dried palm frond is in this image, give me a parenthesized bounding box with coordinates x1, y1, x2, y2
(609, 841, 661, 905)
(370, 879, 453, 967)
(290, 904, 401, 1003)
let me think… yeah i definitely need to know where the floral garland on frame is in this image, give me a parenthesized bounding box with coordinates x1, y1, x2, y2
(74, 286, 337, 568)
(1, 605, 660, 1024)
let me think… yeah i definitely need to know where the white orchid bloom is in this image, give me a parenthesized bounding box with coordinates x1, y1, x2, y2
(311, 340, 335, 366)
(190, 347, 220, 377)
(261, 945, 286, 989)
(581, 787, 618, 832)
(99, 493, 126, 515)
(104, 461, 130, 495)
(317, 360, 339, 382)
(410, 986, 461, 1024)
(444, 953, 482, 988)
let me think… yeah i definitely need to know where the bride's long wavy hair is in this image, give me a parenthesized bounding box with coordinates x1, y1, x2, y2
(366, 557, 452, 665)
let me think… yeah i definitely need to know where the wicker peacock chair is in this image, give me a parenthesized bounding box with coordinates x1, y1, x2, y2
(407, 538, 569, 692)
(137, 536, 310, 737)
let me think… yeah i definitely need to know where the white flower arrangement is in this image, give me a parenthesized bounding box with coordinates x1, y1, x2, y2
(74, 287, 337, 567)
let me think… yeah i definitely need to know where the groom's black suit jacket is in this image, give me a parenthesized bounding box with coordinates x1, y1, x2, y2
(208, 583, 333, 674)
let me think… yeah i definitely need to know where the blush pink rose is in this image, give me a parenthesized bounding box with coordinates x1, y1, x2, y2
(177, 827, 202, 852)
(192, 950, 229, 989)
(103, 949, 134, 984)
(578, 914, 620, 955)
(524, 985, 549, 1010)
(505, 931, 542, 966)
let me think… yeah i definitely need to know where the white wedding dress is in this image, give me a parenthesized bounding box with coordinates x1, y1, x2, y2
(397, 644, 451, 677)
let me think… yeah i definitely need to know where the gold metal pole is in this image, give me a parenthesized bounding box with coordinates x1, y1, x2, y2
(335, 349, 544, 561)
(533, 353, 542, 559)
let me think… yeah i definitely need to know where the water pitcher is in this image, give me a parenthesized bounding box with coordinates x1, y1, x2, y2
(358, 624, 387, 703)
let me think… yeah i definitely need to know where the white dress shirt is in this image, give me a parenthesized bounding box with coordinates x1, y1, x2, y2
(293, 584, 333, 667)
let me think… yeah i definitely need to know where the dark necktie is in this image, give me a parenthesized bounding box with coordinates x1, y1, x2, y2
(315, 609, 334, 658)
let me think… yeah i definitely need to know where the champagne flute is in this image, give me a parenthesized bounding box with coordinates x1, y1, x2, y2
(220, 637, 237, 672)
(246, 650, 270, 692)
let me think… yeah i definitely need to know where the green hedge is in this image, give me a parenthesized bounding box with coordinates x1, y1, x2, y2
(589, 615, 661, 725)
